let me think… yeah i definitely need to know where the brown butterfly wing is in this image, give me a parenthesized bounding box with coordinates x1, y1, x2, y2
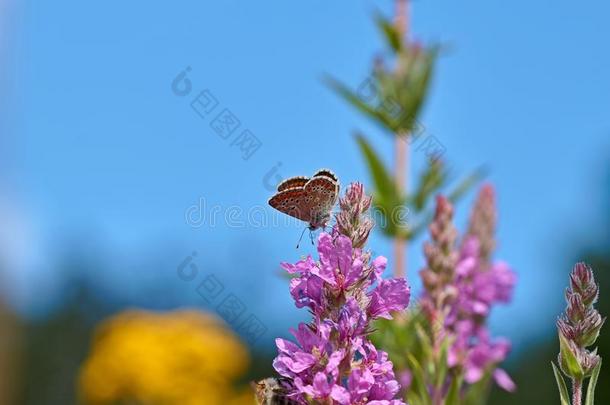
(277, 176, 309, 192)
(312, 169, 338, 183)
(303, 175, 340, 227)
(269, 169, 340, 228)
(268, 187, 312, 223)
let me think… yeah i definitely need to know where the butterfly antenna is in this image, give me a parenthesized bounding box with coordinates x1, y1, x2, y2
(309, 230, 315, 245)
(296, 227, 308, 249)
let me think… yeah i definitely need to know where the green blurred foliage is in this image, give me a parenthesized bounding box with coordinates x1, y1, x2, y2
(328, 13, 482, 243)
(17, 283, 99, 404)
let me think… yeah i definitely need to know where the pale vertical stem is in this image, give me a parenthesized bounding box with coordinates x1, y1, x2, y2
(572, 378, 583, 405)
(393, 0, 410, 279)
(393, 138, 408, 279)
(395, 0, 409, 37)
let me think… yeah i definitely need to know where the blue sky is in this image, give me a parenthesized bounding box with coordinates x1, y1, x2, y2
(1, 0, 609, 352)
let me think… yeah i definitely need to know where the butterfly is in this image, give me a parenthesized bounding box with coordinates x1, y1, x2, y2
(268, 169, 340, 232)
(253, 377, 300, 405)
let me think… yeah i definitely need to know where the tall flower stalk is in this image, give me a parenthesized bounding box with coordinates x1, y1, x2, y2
(446, 186, 516, 393)
(373, 185, 516, 405)
(327, 0, 486, 284)
(270, 183, 411, 405)
(418, 195, 460, 405)
(393, 0, 410, 279)
(553, 262, 604, 405)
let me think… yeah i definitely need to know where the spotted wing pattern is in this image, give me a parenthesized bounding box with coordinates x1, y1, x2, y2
(268, 169, 339, 229)
(268, 187, 311, 223)
(277, 176, 309, 192)
(302, 175, 339, 226)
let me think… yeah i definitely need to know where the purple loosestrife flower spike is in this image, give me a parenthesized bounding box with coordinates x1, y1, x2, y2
(420, 195, 459, 315)
(418, 192, 516, 395)
(466, 184, 496, 265)
(336, 182, 374, 249)
(557, 262, 605, 379)
(449, 186, 516, 392)
(272, 183, 410, 405)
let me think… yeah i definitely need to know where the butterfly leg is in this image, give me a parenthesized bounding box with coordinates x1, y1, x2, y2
(296, 227, 308, 249)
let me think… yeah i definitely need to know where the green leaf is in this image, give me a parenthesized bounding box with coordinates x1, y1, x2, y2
(374, 12, 402, 52)
(406, 353, 432, 405)
(355, 134, 406, 238)
(355, 134, 396, 199)
(435, 338, 451, 391)
(414, 324, 433, 369)
(396, 217, 427, 241)
(412, 160, 447, 212)
(324, 76, 396, 134)
(584, 359, 602, 405)
(463, 369, 493, 405)
(559, 333, 584, 379)
(552, 362, 572, 405)
(395, 166, 484, 241)
(445, 373, 463, 405)
(447, 166, 488, 203)
(393, 45, 440, 133)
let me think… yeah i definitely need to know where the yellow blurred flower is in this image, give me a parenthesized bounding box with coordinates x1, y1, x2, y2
(79, 309, 256, 405)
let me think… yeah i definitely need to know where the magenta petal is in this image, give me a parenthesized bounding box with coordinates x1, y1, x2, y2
(347, 368, 375, 396)
(326, 349, 345, 376)
(330, 385, 351, 405)
(368, 401, 407, 405)
(493, 369, 516, 392)
(334, 235, 354, 278)
(456, 256, 477, 276)
(371, 256, 388, 282)
(368, 278, 410, 319)
(346, 256, 364, 287)
(291, 352, 316, 371)
(490, 261, 516, 302)
(272, 356, 292, 377)
(312, 372, 331, 396)
(275, 338, 300, 354)
(316, 233, 334, 266)
(465, 366, 484, 384)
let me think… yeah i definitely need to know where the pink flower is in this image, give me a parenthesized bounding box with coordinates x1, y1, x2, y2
(493, 368, 517, 392)
(272, 183, 409, 404)
(368, 279, 411, 320)
(447, 237, 516, 389)
(419, 190, 517, 396)
(315, 233, 364, 289)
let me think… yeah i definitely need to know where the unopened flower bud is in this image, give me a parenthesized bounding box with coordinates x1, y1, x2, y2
(565, 292, 587, 322)
(579, 310, 604, 347)
(570, 262, 599, 307)
(581, 349, 601, 376)
(556, 262, 605, 380)
(336, 182, 375, 249)
(420, 269, 439, 290)
(466, 184, 497, 264)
